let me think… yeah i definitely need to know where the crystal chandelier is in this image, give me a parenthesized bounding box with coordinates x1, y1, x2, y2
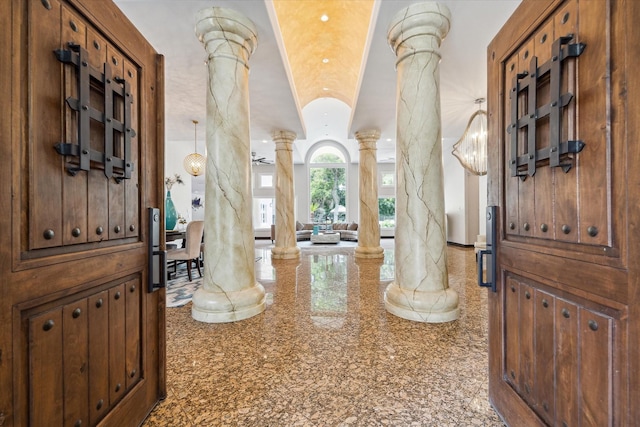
(452, 98, 488, 176)
(183, 119, 205, 176)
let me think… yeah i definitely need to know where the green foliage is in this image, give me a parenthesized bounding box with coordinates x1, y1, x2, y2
(309, 167, 346, 221)
(311, 153, 344, 163)
(380, 219, 396, 228)
(378, 197, 395, 217)
(379, 197, 395, 228)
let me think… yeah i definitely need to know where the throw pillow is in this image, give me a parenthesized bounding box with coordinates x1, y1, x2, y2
(348, 222, 358, 231)
(303, 223, 314, 230)
(296, 221, 303, 231)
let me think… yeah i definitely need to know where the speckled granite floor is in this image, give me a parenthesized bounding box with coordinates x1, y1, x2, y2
(142, 240, 504, 426)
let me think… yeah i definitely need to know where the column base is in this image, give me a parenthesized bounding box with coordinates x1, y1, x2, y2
(271, 246, 300, 260)
(384, 282, 459, 323)
(355, 245, 384, 259)
(192, 283, 266, 323)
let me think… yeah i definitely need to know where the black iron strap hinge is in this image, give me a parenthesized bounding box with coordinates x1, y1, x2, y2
(507, 35, 586, 179)
(54, 42, 135, 181)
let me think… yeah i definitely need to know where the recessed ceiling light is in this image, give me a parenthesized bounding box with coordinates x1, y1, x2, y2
(322, 58, 329, 64)
(323, 87, 329, 91)
(320, 14, 329, 22)
(386, 138, 392, 142)
(262, 139, 268, 143)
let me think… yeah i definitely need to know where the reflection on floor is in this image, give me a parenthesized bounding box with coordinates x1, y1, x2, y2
(143, 239, 504, 426)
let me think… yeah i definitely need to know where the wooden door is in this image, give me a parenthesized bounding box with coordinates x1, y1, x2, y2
(0, 1, 165, 425)
(487, 0, 640, 425)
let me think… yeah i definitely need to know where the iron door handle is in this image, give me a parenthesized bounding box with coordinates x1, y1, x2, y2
(478, 206, 497, 292)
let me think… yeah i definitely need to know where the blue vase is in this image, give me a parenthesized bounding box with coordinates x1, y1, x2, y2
(165, 190, 178, 230)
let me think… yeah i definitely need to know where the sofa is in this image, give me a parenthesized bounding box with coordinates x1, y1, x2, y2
(271, 222, 358, 242)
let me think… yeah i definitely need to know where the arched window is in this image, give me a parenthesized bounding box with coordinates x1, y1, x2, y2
(308, 143, 348, 224)
(310, 146, 345, 164)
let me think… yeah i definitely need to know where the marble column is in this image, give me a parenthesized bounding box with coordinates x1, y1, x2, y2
(354, 130, 384, 259)
(271, 130, 300, 260)
(192, 7, 265, 323)
(384, 2, 459, 323)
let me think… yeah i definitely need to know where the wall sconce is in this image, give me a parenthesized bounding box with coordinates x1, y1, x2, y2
(452, 98, 487, 176)
(183, 119, 206, 176)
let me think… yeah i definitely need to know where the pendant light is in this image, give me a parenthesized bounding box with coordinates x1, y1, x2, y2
(183, 119, 205, 176)
(452, 98, 488, 176)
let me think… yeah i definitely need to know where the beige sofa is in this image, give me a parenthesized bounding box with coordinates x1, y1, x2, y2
(271, 222, 358, 242)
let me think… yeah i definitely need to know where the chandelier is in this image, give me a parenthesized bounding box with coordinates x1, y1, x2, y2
(452, 98, 488, 176)
(183, 119, 205, 176)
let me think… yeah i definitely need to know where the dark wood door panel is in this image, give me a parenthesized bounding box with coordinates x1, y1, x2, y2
(28, 310, 64, 426)
(533, 289, 554, 425)
(499, 0, 617, 260)
(24, 277, 144, 426)
(501, 272, 619, 426)
(488, 5, 635, 420)
(0, 0, 164, 425)
(29, 0, 64, 250)
(88, 291, 110, 425)
(24, 0, 141, 255)
(500, 245, 628, 306)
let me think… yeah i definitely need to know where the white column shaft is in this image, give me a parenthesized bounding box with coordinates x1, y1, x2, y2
(192, 7, 265, 323)
(355, 130, 384, 259)
(384, 2, 459, 323)
(272, 131, 300, 260)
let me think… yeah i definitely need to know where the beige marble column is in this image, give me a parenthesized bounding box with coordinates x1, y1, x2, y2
(355, 130, 384, 259)
(192, 7, 265, 323)
(271, 130, 300, 260)
(384, 2, 459, 323)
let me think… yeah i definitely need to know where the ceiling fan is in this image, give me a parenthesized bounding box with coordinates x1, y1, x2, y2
(251, 151, 272, 165)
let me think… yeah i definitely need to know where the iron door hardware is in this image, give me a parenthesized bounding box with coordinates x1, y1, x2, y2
(148, 207, 167, 293)
(54, 42, 135, 180)
(477, 206, 497, 292)
(507, 35, 586, 179)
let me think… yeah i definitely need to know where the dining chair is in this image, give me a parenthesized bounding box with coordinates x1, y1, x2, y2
(167, 220, 204, 282)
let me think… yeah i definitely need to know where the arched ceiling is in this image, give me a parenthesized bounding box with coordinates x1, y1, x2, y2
(114, 0, 521, 164)
(271, 0, 375, 109)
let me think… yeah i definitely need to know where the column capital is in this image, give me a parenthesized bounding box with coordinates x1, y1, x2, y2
(387, 2, 451, 66)
(355, 129, 381, 151)
(272, 130, 297, 144)
(195, 7, 257, 67)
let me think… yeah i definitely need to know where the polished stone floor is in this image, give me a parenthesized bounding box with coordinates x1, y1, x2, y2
(143, 239, 504, 426)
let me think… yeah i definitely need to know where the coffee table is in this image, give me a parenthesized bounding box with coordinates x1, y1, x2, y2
(310, 232, 340, 244)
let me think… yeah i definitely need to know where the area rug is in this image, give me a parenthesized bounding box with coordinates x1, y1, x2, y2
(166, 270, 202, 308)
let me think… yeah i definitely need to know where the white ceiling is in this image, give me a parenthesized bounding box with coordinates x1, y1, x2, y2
(113, 0, 520, 164)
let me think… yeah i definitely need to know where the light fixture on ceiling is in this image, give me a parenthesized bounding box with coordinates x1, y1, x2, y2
(320, 14, 329, 22)
(183, 119, 206, 176)
(452, 98, 488, 176)
(251, 151, 272, 165)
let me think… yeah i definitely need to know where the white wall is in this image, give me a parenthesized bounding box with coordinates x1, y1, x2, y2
(164, 140, 193, 225)
(442, 137, 480, 245)
(478, 174, 487, 236)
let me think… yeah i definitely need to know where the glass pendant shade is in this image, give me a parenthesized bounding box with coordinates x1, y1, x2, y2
(452, 109, 488, 176)
(184, 119, 205, 176)
(183, 152, 205, 176)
